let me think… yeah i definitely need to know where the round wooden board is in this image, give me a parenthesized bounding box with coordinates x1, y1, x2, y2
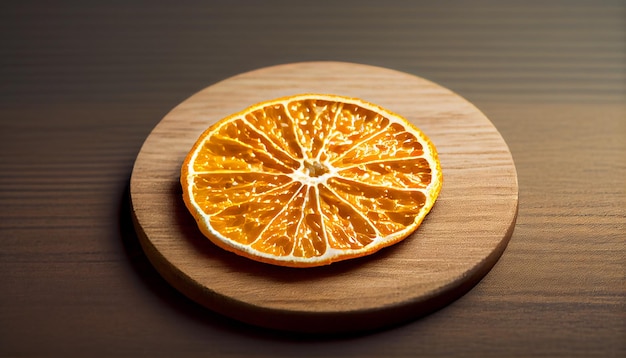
(130, 62, 518, 334)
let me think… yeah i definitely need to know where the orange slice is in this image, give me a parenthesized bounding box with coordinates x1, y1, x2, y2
(180, 94, 442, 267)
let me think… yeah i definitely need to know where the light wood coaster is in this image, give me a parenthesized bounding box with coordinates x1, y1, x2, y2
(130, 62, 518, 333)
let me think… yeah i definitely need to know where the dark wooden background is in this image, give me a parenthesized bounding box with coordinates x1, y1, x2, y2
(1, 1, 624, 356)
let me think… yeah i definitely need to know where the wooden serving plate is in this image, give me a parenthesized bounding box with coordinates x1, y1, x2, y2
(130, 62, 518, 333)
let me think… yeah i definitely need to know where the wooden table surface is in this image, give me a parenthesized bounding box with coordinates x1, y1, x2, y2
(1, 1, 624, 357)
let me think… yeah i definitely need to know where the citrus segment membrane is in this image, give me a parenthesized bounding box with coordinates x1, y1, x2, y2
(181, 94, 442, 267)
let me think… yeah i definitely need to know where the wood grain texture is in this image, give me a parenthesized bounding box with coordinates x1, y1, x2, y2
(0, 0, 624, 356)
(129, 62, 518, 332)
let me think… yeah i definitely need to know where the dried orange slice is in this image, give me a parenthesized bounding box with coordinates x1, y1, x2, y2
(181, 94, 442, 267)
